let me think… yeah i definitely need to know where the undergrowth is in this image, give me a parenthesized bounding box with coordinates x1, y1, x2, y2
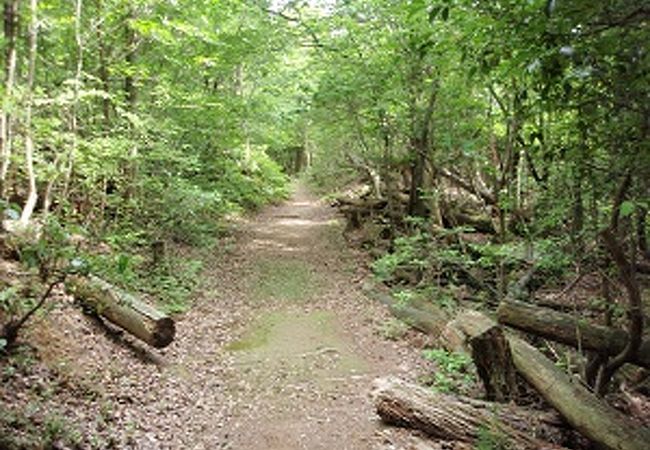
(421, 348, 475, 394)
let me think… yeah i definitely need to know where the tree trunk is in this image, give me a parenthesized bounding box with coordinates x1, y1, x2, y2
(96, 0, 111, 127)
(60, 0, 83, 202)
(407, 71, 438, 218)
(123, 8, 138, 201)
(41, 154, 62, 217)
(408, 135, 427, 217)
(151, 240, 166, 266)
(596, 225, 644, 393)
(497, 300, 650, 369)
(66, 275, 175, 348)
(447, 310, 650, 450)
(19, 0, 38, 225)
(638, 207, 649, 260)
(0, 0, 19, 199)
(372, 377, 568, 449)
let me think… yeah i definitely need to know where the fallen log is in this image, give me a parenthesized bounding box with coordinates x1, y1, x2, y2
(372, 377, 568, 449)
(336, 197, 387, 209)
(66, 275, 175, 348)
(497, 300, 650, 369)
(369, 290, 448, 338)
(447, 310, 650, 450)
(339, 198, 388, 230)
(443, 209, 495, 234)
(510, 337, 650, 450)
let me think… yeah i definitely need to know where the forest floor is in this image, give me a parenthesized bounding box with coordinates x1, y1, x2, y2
(1, 182, 434, 449)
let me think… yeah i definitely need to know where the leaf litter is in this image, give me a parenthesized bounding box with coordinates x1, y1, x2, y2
(1, 183, 432, 449)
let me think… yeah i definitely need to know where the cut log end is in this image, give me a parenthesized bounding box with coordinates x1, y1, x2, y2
(152, 317, 175, 348)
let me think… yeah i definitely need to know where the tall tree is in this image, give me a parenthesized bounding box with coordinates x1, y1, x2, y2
(18, 0, 38, 225)
(0, 0, 19, 198)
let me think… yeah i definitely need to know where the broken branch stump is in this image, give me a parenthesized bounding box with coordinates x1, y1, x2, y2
(446, 310, 650, 450)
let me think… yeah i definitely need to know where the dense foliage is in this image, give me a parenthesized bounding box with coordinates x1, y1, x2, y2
(299, 0, 648, 394)
(1, 0, 300, 245)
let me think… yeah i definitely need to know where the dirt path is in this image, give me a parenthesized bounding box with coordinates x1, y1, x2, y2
(2, 183, 428, 449)
(216, 182, 424, 449)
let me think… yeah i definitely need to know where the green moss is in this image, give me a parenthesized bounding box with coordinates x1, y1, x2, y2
(226, 317, 274, 351)
(227, 310, 367, 379)
(251, 259, 320, 303)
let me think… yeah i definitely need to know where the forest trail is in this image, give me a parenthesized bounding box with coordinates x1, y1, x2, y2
(211, 182, 422, 449)
(1, 185, 430, 450)
(2, 182, 426, 449)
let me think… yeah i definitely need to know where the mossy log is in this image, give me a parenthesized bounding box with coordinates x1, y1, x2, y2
(497, 300, 650, 369)
(66, 275, 175, 348)
(370, 290, 448, 338)
(372, 377, 568, 449)
(446, 310, 650, 450)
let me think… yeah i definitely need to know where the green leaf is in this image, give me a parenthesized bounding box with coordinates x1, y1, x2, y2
(117, 254, 130, 275)
(619, 201, 635, 218)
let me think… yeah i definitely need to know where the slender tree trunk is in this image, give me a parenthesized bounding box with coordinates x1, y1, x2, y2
(408, 136, 427, 217)
(124, 8, 138, 201)
(96, 0, 110, 127)
(42, 154, 62, 216)
(60, 0, 83, 203)
(98, 38, 110, 125)
(594, 174, 643, 394)
(638, 207, 649, 260)
(0, 0, 19, 199)
(408, 79, 438, 218)
(124, 10, 137, 108)
(19, 0, 38, 225)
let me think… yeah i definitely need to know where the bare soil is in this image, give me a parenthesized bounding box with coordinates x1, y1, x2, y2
(1, 183, 431, 449)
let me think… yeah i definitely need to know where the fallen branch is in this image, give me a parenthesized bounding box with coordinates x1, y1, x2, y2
(1, 276, 63, 346)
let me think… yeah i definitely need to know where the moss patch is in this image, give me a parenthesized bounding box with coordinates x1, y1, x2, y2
(251, 259, 321, 303)
(227, 310, 367, 380)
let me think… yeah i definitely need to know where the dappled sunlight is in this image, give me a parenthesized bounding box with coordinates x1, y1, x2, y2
(274, 217, 331, 227)
(249, 238, 303, 253)
(288, 201, 314, 208)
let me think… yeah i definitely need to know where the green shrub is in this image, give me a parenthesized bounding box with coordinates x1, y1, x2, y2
(422, 348, 474, 393)
(143, 178, 231, 246)
(371, 232, 429, 282)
